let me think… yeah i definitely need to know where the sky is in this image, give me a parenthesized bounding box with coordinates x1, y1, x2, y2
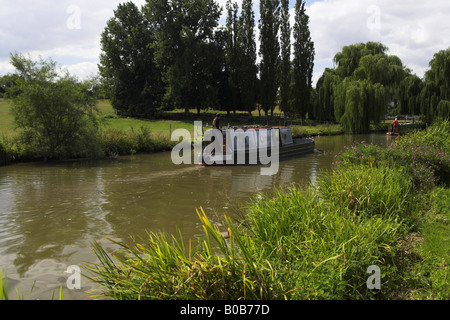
(0, 0, 449, 86)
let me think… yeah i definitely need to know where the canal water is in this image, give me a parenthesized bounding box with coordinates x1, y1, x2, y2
(0, 133, 391, 299)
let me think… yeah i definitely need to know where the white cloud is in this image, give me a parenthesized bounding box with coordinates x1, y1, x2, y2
(307, 0, 450, 84)
(0, 0, 449, 88)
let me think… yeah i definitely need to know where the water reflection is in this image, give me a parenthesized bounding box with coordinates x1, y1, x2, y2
(0, 133, 390, 299)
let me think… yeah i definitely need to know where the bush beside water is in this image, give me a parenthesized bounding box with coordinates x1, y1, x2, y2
(84, 121, 450, 300)
(0, 126, 176, 165)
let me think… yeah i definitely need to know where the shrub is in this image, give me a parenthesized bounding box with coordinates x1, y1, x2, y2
(99, 126, 176, 158)
(8, 53, 102, 160)
(335, 129, 450, 191)
(0, 137, 12, 166)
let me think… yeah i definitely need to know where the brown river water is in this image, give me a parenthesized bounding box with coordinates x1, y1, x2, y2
(0, 133, 392, 299)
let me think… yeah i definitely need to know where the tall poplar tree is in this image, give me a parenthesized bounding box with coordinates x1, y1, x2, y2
(279, 0, 291, 118)
(225, 0, 241, 113)
(239, 0, 258, 115)
(292, 0, 314, 119)
(259, 0, 280, 117)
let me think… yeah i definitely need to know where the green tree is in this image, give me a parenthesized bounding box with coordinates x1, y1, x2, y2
(209, 27, 233, 112)
(420, 48, 450, 122)
(394, 72, 423, 115)
(99, 2, 163, 117)
(145, 0, 222, 114)
(279, 0, 291, 118)
(259, 0, 280, 117)
(316, 69, 337, 121)
(8, 53, 100, 159)
(238, 0, 258, 115)
(0, 74, 21, 98)
(321, 42, 407, 133)
(225, 0, 242, 113)
(292, 0, 315, 119)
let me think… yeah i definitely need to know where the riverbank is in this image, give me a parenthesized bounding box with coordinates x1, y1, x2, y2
(84, 120, 449, 300)
(1, 98, 342, 166)
(1, 98, 426, 167)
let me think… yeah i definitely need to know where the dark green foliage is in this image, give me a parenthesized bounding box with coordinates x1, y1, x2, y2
(259, 0, 280, 117)
(279, 0, 291, 117)
(239, 0, 258, 114)
(292, 0, 315, 119)
(99, 2, 164, 117)
(420, 49, 450, 122)
(145, 0, 222, 114)
(319, 42, 406, 133)
(224, 0, 258, 115)
(394, 73, 423, 115)
(8, 53, 101, 160)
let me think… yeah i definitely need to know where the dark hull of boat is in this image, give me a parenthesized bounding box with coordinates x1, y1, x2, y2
(199, 138, 315, 166)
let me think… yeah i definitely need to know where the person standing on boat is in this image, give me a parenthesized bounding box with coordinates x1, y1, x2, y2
(392, 118, 399, 133)
(213, 113, 222, 130)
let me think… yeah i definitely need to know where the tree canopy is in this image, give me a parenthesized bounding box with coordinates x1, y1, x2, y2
(96, 1, 447, 126)
(318, 42, 407, 133)
(8, 53, 100, 159)
(292, 0, 315, 119)
(99, 2, 163, 117)
(420, 48, 450, 121)
(259, 0, 280, 117)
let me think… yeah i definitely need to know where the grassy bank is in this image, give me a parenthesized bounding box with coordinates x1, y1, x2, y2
(0, 99, 179, 165)
(84, 121, 450, 300)
(1, 98, 345, 165)
(0, 98, 429, 166)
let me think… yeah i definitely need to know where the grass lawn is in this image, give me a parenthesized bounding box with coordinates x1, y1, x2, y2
(98, 99, 197, 136)
(1, 99, 197, 137)
(0, 99, 16, 137)
(1, 99, 344, 138)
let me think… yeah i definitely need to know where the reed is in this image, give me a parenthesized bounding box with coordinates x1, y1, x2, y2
(84, 166, 415, 300)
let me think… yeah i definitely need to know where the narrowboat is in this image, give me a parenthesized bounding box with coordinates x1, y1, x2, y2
(198, 126, 315, 166)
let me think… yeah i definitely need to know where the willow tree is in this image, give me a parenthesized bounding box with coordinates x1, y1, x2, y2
(395, 72, 423, 115)
(319, 42, 407, 133)
(420, 48, 450, 122)
(316, 69, 338, 121)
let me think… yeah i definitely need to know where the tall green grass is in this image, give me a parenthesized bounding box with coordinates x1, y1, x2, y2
(84, 164, 418, 300)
